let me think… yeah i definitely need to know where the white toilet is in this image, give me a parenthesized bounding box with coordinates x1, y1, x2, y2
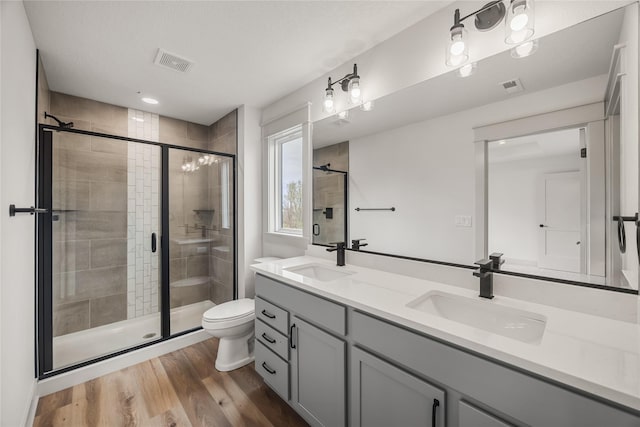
(202, 298, 256, 371)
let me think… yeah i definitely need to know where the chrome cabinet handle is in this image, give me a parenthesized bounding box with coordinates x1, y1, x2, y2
(261, 309, 276, 319)
(261, 362, 276, 375)
(261, 332, 276, 344)
(431, 398, 440, 427)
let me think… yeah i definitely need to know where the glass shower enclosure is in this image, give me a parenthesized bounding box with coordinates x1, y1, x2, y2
(36, 126, 236, 376)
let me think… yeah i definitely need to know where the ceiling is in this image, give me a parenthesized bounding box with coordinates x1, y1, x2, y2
(23, 1, 450, 125)
(313, 7, 623, 147)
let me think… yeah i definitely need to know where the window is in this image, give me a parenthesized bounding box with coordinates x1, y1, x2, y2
(270, 126, 303, 235)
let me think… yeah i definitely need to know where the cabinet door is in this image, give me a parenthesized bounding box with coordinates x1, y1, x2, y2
(351, 347, 445, 427)
(291, 316, 346, 427)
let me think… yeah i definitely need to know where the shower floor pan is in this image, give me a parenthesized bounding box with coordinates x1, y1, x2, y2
(52, 300, 214, 370)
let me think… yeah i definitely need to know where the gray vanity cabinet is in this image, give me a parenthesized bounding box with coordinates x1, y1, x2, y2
(255, 274, 347, 427)
(351, 346, 445, 427)
(458, 401, 513, 427)
(291, 316, 346, 427)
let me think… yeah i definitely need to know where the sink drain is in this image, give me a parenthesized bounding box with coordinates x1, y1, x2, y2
(142, 332, 157, 339)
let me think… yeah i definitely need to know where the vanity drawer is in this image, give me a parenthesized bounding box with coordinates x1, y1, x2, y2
(256, 274, 346, 335)
(256, 319, 289, 361)
(256, 297, 288, 335)
(255, 340, 289, 400)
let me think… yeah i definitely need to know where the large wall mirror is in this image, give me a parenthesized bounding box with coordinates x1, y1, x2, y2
(312, 4, 638, 292)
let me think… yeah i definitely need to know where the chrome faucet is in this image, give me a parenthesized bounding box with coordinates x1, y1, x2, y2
(327, 242, 346, 266)
(473, 259, 494, 299)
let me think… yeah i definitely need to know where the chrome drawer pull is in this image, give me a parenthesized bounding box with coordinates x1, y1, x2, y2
(261, 332, 276, 344)
(261, 309, 276, 319)
(262, 362, 276, 375)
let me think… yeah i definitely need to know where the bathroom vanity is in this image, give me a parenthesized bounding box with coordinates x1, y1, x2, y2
(251, 257, 640, 427)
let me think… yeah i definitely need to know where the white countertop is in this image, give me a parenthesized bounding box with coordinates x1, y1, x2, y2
(251, 256, 640, 413)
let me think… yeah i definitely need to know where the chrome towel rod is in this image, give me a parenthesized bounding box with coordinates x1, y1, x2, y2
(355, 207, 395, 212)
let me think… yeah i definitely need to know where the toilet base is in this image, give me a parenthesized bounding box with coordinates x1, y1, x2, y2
(214, 330, 255, 372)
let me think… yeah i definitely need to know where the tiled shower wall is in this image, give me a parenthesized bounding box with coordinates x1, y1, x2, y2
(127, 109, 160, 318)
(39, 80, 238, 334)
(313, 141, 349, 245)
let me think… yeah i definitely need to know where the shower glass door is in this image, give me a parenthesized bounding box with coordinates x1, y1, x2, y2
(168, 148, 235, 335)
(41, 129, 162, 372)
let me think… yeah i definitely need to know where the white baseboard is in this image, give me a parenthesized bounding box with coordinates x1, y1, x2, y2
(22, 378, 38, 427)
(36, 329, 210, 398)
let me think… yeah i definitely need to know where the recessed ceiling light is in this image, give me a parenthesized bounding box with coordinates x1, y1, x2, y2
(498, 140, 507, 145)
(141, 97, 159, 105)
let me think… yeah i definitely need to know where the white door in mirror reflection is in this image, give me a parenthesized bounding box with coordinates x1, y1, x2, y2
(538, 172, 581, 272)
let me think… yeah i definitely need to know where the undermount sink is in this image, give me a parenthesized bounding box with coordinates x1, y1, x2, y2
(284, 264, 356, 282)
(406, 291, 547, 344)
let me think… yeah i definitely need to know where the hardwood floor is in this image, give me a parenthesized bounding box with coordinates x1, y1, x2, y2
(33, 338, 309, 427)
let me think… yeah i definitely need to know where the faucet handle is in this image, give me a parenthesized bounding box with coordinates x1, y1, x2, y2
(489, 252, 505, 269)
(326, 241, 345, 252)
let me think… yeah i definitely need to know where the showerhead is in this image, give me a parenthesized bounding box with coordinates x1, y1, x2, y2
(44, 112, 74, 130)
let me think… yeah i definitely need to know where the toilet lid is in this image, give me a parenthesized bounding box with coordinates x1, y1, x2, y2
(203, 298, 254, 322)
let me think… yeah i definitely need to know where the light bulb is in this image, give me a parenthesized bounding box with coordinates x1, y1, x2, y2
(450, 36, 465, 56)
(323, 88, 335, 113)
(510, 9, 529, 31)
(349, 77, 362, 104)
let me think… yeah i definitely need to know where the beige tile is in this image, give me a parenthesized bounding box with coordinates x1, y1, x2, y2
(90, 136, 128, 155)
(38, 58, 51, 124)
(53, 180, 90, 211)
(170, 284, 210, 309)
(53, 240, 91, 273)
(211, 281, 233, 305)
(170, 258, 186, 284)
(53, 212, 78, 241)
(75, 211, 127, 240)
(186, 255, 209, 277)
(212, 257, 233, 287)
(90, 293, 127, 328)
(209, 133, 236, 155)
(54, 148, 127, 183)
(53, 265, 126, 303)
(90, 181, 127, 212)
(159, 116, 187, 146)
(187, 123, 209, 144)
(91, 239, 127, 269)
(52, 132, 91, 152)
(53, 300, 90, 336)
(50, 92, 128, 135)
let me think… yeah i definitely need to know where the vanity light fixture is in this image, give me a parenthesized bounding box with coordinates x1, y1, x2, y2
(323, 64, 362, 113)
(445, 0, 535, 68)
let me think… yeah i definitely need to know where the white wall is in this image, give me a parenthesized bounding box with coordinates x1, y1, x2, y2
(0, 2, 37, 425)
(348, 75, 605, 265)
(488, 154, 579, 264)
(237, 105, 263, 298)
(262, 1, 629, 125)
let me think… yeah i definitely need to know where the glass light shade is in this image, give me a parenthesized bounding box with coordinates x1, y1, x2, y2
(360, 100, 375, 112)
(446, 26, 469, 67)
(511, 39, 538, 58)
(457, 62, 477, 78)
(348, 77, 362, 104)
(505, 0, 534, 44)
(323, 87, 335, 113)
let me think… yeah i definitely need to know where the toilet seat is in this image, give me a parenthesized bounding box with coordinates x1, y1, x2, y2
(203, 298, 254, 322)
(203, 299, 255, 330)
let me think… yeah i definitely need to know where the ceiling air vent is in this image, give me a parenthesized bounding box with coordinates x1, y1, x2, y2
(153, 49, 194, 73)
(500, 78, 524, 94)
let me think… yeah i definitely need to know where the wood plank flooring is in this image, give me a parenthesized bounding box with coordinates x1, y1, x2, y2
(33, 338, 309, 427)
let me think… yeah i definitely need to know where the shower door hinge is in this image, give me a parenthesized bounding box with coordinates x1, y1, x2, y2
(580, 148, 587, 158)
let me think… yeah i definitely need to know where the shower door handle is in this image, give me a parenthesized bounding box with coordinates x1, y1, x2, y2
(151, 233, 157, 253)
